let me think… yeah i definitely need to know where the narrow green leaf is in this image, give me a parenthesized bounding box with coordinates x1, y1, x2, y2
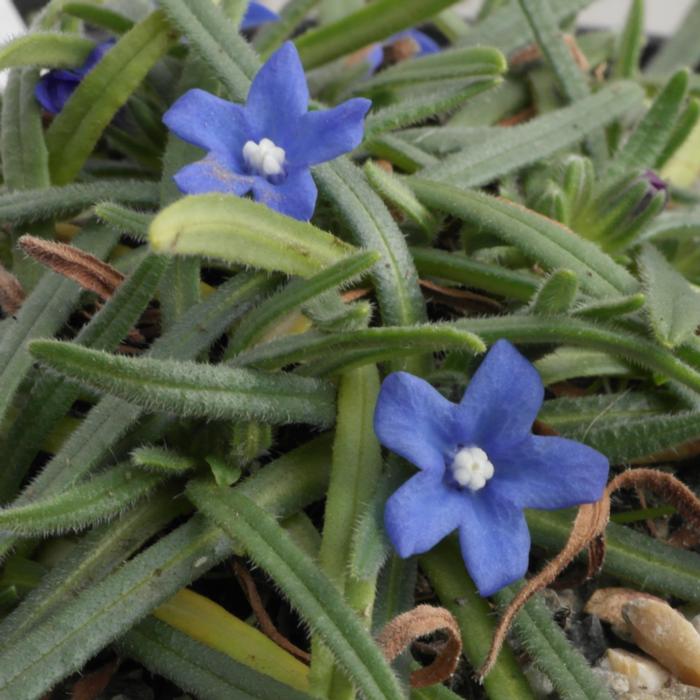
(638, 244, 700, 348)
(0, 443, 331, 700)
(656, 97, 700, 169)
(227, 250, 377, 356)
(120, 618, 314, 700)
(606, 69, 689, 183)
(94, 201, 153, 241)
(0, 33, 92, 71)
(30, 341, 337, 427)
(612, 0, 644, 79)
(495, 585, 613, 700)
(149, 194, 355, 277)
(187, 484, 405, 700)
(364, 79, 502, 140)
(646, 0, 700, 74)
(640, 206, 700, 243)
(410, 178, 638, 297)
(157, 0, 258, 101)
(364, 133, 439, 172)
(411, 246, 538, 301)
(418, 82, 644, 187)
(62, 3, 135, 33)
(131, 446, 198, 474)
(254, 0, 322, 57)
(531, 269, 578, 315)
(0, 180, 159, 223)
(421, 539, 538, 700)
(316, 159, 427, 331)
(0, 464, 165, 537)
(528, 509, 700, 604)
(295, 0, 461, 69)
(234, 325, 486, 374)
(573, 293, 646, 321)
(535, 347, 633, 385)
(46, 10, 176, 184)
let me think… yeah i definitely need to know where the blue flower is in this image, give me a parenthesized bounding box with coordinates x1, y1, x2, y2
(374, 339, 609, 596)
(35, 39, 115, 114)
(241, 2, 279, 31)
(163, 42, 371, 221)
(366, 29, 440, 73)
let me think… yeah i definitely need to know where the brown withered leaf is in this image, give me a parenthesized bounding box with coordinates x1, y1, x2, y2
(19, 235, 124, 300)
(376, 605, 462, 688)
(0, 263, 25, 315)
(70, 657, 119, 700)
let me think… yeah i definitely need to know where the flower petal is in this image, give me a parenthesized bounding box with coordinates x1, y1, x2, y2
(82, 39, 116, 71)
(402, 29, 440, 55)
(458, 492, 530, 596)
(245, 42, 309, 143)
(374, 372, 462, 474)
(163, 89, 251, 158)
(385, 471, 466, 557)
(173, 154, 253, 196)
(241, 1, 279, 30)
(285, 98, 372, 167)
(489, 434, 609, 510)
(458, 339, 544, 450)
(251, 167, 317, 220)
(35, 75, 78, 114)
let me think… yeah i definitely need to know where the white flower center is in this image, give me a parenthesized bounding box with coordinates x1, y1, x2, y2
(242, 138, 286, 178)
(450, 446, 494, 491)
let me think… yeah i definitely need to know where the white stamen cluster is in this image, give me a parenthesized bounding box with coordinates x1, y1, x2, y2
(242, 138, 286, 177)
(450, 446, 495, 491)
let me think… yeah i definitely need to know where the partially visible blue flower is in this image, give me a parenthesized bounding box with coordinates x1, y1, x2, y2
(242, 2, 279, 31)
(163, 41, 371, 221)
(366, 29, 440, 73)
(374, 340, 609, 596)
(35, 39, 115, 114)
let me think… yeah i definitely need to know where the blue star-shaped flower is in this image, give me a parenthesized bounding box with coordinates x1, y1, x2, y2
(374, 339, 609, 596)
(35, 39, 115, 114)
(242, 1, 279, 30)
(163, 42, 371, 221)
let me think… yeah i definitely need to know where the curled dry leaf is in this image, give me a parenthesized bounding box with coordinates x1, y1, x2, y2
(0, 263, 25, 315)
(19, 235, 124, 300)
(606, 648, 670, 692)
(585, 588, 665, 639)
(623, 597, 700, 687)
(376, 604, 462, 688)
(481, 468, 700, 680)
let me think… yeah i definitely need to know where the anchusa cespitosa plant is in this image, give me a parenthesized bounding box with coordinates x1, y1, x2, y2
(1, 0, 700, 698)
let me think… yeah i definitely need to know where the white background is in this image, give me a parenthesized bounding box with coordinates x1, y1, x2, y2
(0, 0, 696, 89)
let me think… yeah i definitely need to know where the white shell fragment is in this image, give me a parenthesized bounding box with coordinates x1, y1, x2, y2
(607, 648, 670, 692)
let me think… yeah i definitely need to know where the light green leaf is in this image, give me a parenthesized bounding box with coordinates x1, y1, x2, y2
(0, 32, 93, 71)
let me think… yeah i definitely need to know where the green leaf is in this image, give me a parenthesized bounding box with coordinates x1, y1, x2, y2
(646, 0, 700, 74)
(227, 250, 377, 356)
(131, 446, 198, 474)
(418, 82, 644, 188)
(62, 3, 135, 34)
(606, 69, 689, 183)
(315, 159, 427, 332)
(531, 269, 578, 315)
(364, 79, 502, 140)
(120, 618, 314, 700)
(638, 244, 700, 348)
(0, 463, 165, 537)
(573, 293, 646, 321)
(0, 33, 93, 71)
(295, 0, 462, 69)
(187, 484, 405, 700)
(0, 226, 117, 433)
(640, 206, 700, 243)
(30, 341, 337, 427)
(0, 180, 160, 224)
(410, 178, 638, 298)
(94, 201, 153, 241)
(535, 347, 633, 385)
(411, 246, 539, 301)
(157, 0, 257, 101)
(254, 0, 322, 57)
(234, 325, 486, 374)
(495, 585, 614, 700)
(0, 443, 331, 700)
(46, 10, 176, 184)
(656, 97, 700, 169)
(149, 194, 355, 277)
(612, 0, 644, 79)
(420, 539, 538, 700)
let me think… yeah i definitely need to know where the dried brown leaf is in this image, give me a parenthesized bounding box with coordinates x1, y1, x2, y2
(19, 235, 124, 300)
(376, 604, 462, 688)
(70, 657, 119, 700)
(0, 263, 25, 315)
